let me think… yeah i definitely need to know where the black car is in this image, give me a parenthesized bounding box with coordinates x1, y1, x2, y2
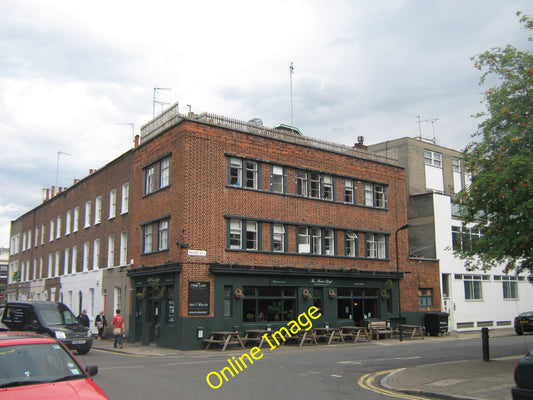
(1, 302, 93, 354)
(512, 351, 533, 400)
(514, 311, 533, 335)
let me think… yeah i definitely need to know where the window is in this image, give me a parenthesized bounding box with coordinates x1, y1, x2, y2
(324, 229, 334, 255)
(452, 158, 461, 172)
(109, 189, 117, 219)
(310, 172, 320, 197)
(365, 233, 387, 259)
(246, 221, 258, 250)
(84, 201, 91, 228)
(343, 179, 356, 204)
(54, 251, 60, 277)
(121, 183, 129, 214)
(73, 207, 79, 232)
(56, 216, 62, 239)
(228, 158, 260, 189)
(142, 218, 170, 254)
(295, 170, 308, 196)
(71, 246, 78, 274)
(49, 219, 55, 241)
(272, 224, 285, 252)
(464, 275, 483, 300)
(107, 235, 115, 267)
(224, 286, 232, 317)
(311, 228, 322, 254)
(298, 227, 310, 253)
(228, 219, 260, 251)
(242, 287, 296, 322)
(64, 248, 70, 275)
(363, 183, 387, 208)
(9, 234, 20, 255)
(94, 196, 102, 224)
(270, 165, 286, 193)
(229, 219, 242, 249)
(114, 287, 122, 316)
(27, 230, 31, 250)
(452, 226, 481, 252)
(424, 150, 442, 167)
(144, 156, 171, 195)
(337, 288, 378, 323)
(34, 227, 40, 247)
(93, 239, 100, 269)
(502, 277, 518, 299)
(322, 175, 333, 200)
(0, 264, 7, 278)
(120, 231, 128, 265)
(345, 231, 358, 257)
(418, 289, 433, 307)
(83, 242, 90, 271)
(65, 210, 71, 235)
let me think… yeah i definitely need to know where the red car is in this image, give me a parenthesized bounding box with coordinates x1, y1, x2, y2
(0, 331, 108, 399)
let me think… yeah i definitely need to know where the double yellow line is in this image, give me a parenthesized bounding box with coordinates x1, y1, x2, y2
(358, 369, 432, 400)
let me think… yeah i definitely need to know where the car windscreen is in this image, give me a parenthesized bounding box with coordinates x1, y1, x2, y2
(0, 342, 85, 388)
(38, 304, 78, 326)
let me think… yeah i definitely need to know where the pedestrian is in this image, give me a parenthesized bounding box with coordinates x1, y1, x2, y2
(95, 311, 107, 341)
(77, 310, 90, 328)
(111, 309, 125, 349)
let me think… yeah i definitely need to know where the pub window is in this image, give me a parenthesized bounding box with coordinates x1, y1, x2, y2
(337, 288, 379, 325)
(224, 286, 232, 317)
(242, 286, 296, 322)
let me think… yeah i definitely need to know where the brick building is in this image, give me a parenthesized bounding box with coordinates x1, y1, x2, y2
(8, 104, 440, 349)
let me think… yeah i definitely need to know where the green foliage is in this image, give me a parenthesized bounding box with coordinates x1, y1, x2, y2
(455, 12, 533, 274)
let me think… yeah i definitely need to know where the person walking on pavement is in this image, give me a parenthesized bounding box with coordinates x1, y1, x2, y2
(77, 310, 90, 328)
(111, 309, 125, 349)
(95, 311, 107, 341)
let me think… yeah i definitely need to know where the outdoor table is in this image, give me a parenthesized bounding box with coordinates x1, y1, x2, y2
(398, 324, 425, 340)
(243, 329, 269, 348)
(314, 328, 345, 345)
(203, 331, 245, 351)
(281, 329, 317, 347)
(340, 326, 372, 343)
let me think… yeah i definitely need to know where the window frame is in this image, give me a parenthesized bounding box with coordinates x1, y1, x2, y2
(142, 218, 170, 255)
(143, 155, 171, 196)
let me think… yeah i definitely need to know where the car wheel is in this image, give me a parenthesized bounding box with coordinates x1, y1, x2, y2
(516, 326, 524, 335)
(78, 345, 91, 355)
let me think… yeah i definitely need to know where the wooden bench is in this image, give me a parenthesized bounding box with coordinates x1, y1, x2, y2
(368, 321, 393, 339)
(398, 324, 425, 340)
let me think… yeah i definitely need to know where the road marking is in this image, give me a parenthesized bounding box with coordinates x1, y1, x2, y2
(358, 370, 433, 400)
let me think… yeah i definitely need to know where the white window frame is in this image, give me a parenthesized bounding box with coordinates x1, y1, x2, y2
(298, 227, 310, 254)
(93, 239, 100, 269)
(65, 210, 72, 235)
(121, 183, 129, 214)
(73, 207, 79, 232)
(84, 201, 91, 228)
(230, 219, 242, 249)
(120, 231, 128, 266)
(107, 235, 115, 267)
(83, 242, 90, 271)
(246, 221, 258, 251)
(109, 189, 117, 219)
(273, 224, 285, 252)
(94, 196, 102, 225)
(346, 231, 357, 257)
(424, 150, 442, 167)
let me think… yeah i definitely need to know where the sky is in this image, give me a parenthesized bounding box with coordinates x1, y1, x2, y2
(1, 0, 531, 247)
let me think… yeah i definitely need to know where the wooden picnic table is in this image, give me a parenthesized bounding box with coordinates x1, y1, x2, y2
(203, 331, 246, 351)
(398, 324, 425, 340)
(340, 326, 372, 343)
(281, 329, 318, 347)
(314, 328, 345, 345)
(243, 329, 269, 348)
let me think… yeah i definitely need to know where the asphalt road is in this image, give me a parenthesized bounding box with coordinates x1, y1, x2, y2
(85, 331, 533, 400)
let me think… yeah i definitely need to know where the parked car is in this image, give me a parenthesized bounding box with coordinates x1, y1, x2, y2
(512, 350, 533, 400)
(514, 311, 533, 335)
(1, 302, 93, 354)
(0, 331, 108, 399)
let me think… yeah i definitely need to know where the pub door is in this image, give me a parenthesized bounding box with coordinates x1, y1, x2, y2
(150, 299, 161, 343)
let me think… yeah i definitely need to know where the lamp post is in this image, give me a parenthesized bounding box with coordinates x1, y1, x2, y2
(395, 223, 409, 341)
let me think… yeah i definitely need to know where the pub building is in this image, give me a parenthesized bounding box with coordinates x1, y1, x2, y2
(8, 104, 440, 350)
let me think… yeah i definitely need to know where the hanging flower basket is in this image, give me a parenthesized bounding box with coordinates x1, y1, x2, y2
(328, 289, 337, 299)
(234, 288, 244, 299)
(302, 289, 312, 300)
(157, 286, 166, 299)
(136, 288, 147, 300)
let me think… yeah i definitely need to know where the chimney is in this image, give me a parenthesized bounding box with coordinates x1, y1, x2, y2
(135, 135, 140, 148)
(353, 136, 367, 150)
(51, 186, 55, 197)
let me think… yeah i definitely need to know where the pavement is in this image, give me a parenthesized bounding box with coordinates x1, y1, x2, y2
(92, 329, 526, 400)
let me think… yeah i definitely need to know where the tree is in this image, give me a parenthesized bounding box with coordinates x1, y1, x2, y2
(455, 12, 533, 274)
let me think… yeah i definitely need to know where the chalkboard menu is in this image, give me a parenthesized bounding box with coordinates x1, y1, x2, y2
(188, 281, 210, 315)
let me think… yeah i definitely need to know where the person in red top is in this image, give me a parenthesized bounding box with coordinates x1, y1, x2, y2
(111, 309, 125, 348)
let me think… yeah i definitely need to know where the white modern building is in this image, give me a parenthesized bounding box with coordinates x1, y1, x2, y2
(369, 137, 533, 332)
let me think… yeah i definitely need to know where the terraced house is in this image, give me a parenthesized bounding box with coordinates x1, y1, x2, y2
(8, 104, 440, 349)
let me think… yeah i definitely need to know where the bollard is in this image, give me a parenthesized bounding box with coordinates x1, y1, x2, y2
(481, 327, 490, 361)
